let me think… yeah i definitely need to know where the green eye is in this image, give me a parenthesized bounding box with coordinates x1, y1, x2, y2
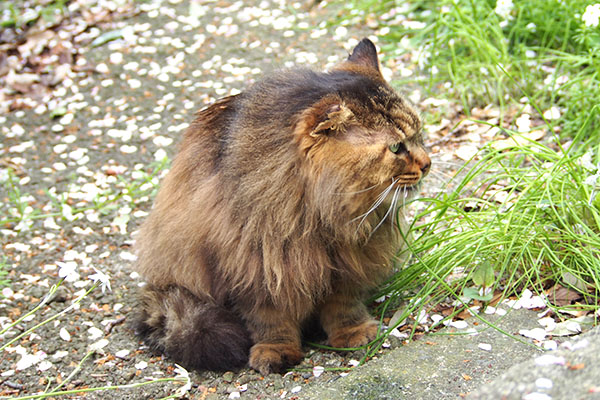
(389, 142, 406, 154)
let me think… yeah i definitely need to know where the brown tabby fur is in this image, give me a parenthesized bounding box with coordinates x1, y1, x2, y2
(133, 38, 431, 374)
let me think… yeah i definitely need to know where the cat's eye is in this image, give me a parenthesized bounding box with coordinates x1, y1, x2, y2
(388, 142, 407, 154)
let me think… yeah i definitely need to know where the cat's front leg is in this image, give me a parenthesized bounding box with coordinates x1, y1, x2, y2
(319, 290, 380, 349)
(245, 304, 304, 375)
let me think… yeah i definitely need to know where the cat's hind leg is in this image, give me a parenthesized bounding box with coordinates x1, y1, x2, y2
(133, 284, 252, 371)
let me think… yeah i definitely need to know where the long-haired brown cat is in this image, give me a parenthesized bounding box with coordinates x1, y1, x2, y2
(133, 38, 430, 375)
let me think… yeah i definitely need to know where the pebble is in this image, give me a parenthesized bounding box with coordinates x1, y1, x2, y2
(222, 371, 235, 383)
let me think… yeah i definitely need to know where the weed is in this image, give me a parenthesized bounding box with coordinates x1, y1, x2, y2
(339, 0, 600, 336)
(343, 0, 599, 142)
(0, 258, 9, 289)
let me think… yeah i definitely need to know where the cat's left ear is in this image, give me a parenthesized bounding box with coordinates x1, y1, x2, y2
(348, 38, 381, 73)
(338, 38, 383, 80)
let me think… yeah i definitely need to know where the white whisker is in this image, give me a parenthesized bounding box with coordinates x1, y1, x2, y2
(370, 185, 400, 235)
(351, 178, 397, 228)
(390, 185, 401, 228)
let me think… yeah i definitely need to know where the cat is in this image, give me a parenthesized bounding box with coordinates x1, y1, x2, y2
(132, 38, 430, 375)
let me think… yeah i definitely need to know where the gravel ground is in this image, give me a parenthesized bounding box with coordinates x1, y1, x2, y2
(1, 1, 588, 399)
(0, 1, 442, 399)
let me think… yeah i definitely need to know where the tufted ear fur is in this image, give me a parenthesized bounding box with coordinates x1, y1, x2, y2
(295, 94, 354, 138)
(310, 102, 354, 137)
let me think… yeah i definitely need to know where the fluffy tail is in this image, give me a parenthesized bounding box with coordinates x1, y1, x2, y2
(133, 285, 252, 371)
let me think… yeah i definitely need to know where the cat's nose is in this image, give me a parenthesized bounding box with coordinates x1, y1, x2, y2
(415, 150, 431, 177)
(420, 158, 431, 176)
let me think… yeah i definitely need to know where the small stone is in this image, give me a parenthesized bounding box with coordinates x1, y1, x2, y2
(222, 371, 235, 382)
(226, 385, 238, 394)
(123, 370, 136, 381)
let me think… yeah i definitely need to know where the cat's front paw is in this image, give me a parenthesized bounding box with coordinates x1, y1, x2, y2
(328, 320, 379, 348)
(249, 343, 304, 375)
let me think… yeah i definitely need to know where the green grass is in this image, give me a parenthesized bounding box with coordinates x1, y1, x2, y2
(394, 133, 599, 306)
(343, 0, 599, 142)
(1, 0, 68, 29)
(356, 131, 600, 361)
(336, 0, 600, 357)
(0, 258, 9, 289)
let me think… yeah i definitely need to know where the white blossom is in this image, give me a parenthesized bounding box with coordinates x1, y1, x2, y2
(494, 0, 514, 19)
(582, 4, 600, 27)
(57, 261, 79, 282)
(174, 364, 192, 396)
(89, 267, 112, 293)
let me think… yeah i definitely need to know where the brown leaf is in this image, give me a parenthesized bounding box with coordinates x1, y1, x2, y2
(5, 70, 40, 92)
(17, 30, 55, 58)
(456, 309, 472, 320)
(548, 284, 583, 307)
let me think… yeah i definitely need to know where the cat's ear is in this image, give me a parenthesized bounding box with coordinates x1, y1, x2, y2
(347, 38, 381, 73)
(295, 95, 354, 139)
(309, 98, 354, 137)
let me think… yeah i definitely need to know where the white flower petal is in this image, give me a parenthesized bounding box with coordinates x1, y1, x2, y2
(59, 328, 71, 342)
(535, 354, 566, 366)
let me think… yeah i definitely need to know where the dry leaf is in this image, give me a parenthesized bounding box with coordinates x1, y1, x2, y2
(490, 130, 546, 151)
(455, 144, 479, 161)
(548, 284, 583, 306)
(17, 30, 55, 58)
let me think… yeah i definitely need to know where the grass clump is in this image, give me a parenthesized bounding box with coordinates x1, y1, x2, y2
(336, 0, 600, 339)
(390, 133, 600, 311)
(343, 0, 599, 142)
(358, 131, 600, 361)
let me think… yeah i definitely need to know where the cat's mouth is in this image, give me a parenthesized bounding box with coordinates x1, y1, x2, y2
(391, 175, 421, 189)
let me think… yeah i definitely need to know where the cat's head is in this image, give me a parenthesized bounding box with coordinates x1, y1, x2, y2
(294, 38, 430, 207)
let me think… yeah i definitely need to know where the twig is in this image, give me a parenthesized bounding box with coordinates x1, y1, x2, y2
(104, 316, 126, 334)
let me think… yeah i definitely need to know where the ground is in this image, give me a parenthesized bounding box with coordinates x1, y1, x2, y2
(0, 1, 588, 399)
